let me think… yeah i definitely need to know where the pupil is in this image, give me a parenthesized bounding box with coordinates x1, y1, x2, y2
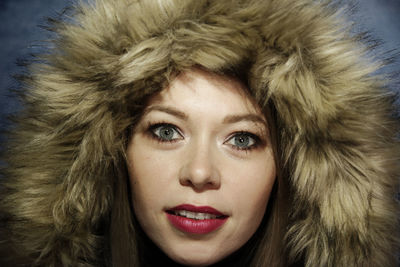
(160, 127, 173, 140)
(235, 135, 249, 147)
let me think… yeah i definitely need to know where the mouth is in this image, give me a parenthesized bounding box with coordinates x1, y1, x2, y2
(165, 204, 229, 234)
(168, 210, 226, 220)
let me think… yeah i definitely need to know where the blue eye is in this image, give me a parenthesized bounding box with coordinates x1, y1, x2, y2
(150, 124, 183, 142)
(226, 132, 259, 150)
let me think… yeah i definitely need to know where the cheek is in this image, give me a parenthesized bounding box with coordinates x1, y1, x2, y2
(227, 155, 276, 231)
(126, 139, 181, 225)
(127, 142, 156, 211)
(126, 140, 176, 244)
(128, 146, 169, 207)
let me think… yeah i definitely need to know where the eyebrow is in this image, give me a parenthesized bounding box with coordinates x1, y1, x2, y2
(144, 105, 188, 120)
(144, 105, 266, 126)
(223, 114, 267, 126)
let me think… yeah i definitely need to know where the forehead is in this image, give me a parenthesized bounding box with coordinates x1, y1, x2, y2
(147, 68, 262, 117)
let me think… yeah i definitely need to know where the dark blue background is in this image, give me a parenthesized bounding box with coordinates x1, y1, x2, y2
(0, 0, 399, 126)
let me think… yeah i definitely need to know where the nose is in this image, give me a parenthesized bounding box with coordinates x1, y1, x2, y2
(179, 141, 221, 191)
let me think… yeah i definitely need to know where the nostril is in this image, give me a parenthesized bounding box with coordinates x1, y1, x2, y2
(179, 177, 192, 187)
(179, 175, 221, 191)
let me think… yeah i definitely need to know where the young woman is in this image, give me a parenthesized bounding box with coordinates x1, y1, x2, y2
(1, 0, 399, 266)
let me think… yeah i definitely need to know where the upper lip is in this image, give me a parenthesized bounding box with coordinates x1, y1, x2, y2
(167, 204, 227, 216)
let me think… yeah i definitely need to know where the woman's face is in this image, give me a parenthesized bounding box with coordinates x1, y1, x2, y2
(127, 68, 276, 266)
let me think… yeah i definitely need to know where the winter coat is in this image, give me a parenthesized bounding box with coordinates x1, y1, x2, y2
(1, 0, 399, 266)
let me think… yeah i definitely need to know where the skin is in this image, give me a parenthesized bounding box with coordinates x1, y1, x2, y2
(126, 68, 276, 266)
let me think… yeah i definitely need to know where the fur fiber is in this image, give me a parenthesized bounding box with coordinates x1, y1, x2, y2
(1, 0, 399, 266)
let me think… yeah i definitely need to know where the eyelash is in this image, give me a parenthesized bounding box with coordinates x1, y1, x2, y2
(224, 131, 262, 151)
(147, 122, 183, 143)
(146, 122, 262, 151)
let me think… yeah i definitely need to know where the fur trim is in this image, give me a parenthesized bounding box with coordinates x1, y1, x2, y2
(1, 0, 399, 266)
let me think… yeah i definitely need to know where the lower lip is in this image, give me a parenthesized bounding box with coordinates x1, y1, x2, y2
(166, 213, 228, 234)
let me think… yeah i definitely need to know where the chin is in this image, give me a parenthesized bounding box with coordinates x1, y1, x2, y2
(165, 247, 228, 267)
(171, 256, 217, 267)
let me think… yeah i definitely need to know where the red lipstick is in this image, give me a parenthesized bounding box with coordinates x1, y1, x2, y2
(166, 204, 228, 234)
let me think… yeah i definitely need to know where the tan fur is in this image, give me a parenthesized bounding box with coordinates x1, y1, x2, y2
(1, 0, 399, 266)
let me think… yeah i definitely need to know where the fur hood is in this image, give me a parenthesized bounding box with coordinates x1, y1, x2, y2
(1, 0, 399, 266)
